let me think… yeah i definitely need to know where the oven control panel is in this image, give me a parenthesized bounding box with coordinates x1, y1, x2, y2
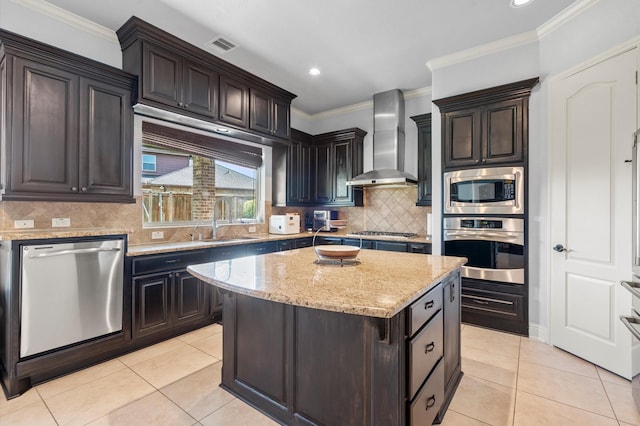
(460, 219, 503, 229)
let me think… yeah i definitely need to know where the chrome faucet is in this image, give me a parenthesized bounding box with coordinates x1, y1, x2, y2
(212, 197, 232, 240)
(190, 220, 205, 241)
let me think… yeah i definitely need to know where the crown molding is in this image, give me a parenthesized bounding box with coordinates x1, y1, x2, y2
(10, 0, 118, 42)
(427, 30, 538, 71)
(537, 0, 599, 39)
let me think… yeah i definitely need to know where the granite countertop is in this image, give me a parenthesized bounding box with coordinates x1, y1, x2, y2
(127, 230, 432, 256)
(0, 228, 132, 241)
(188, 248, 465, 318)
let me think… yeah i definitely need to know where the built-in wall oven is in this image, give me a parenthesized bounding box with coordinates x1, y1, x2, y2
(443, 217, 524, 284)
(443, 166, 524, 215)
(443, 216, 528, 335)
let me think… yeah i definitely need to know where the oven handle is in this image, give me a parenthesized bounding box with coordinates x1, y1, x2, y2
(621, 281, 640, 299)
(443, 231, 523, 244)
(620, 315, 640, 340)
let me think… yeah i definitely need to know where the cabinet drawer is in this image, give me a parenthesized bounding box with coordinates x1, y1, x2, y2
(295, 238, 313, 248)
(408, 283, 443, 336)
(132, 250, 208, 275)
(409, 359, 444, 426)
(461, 289, 524, 321)
(408, 310, 443, 400)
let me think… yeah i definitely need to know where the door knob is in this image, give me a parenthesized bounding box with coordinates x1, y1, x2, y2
(553, 244, 568, 253)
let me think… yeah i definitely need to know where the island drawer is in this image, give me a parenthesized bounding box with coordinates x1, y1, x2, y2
(407, 283, 443, 336)
(409, 359, 444, 426)
(132, 250, 208, 275)
(408, 309, 443, 400)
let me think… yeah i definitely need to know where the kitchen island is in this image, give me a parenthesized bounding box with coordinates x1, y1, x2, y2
(188, 248, 466, 425)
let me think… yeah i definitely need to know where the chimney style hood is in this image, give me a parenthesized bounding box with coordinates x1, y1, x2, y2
(346, 89, 417, 187)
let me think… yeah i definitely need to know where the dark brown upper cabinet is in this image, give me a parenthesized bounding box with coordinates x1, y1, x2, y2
(411, 113, 432, 206)
(118, 17, 295, 144)
(287, 129, 313, 206)
(311, 128, 366, 207)
(141, 43, 218, 118)
(219, 75, 249, 128)
(434, 77, 538, 170)
(250, 88, 291, 139)
(0, 30, 135, 202)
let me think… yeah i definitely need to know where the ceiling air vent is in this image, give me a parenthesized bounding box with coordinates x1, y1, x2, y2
(206, 36, 238, 54)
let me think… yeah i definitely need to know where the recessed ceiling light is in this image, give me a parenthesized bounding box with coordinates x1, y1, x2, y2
(511, 0, 534, 6)
(309, 68, 321, 76)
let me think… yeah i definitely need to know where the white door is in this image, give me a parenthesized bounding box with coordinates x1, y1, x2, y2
(549, 47, 638, 379)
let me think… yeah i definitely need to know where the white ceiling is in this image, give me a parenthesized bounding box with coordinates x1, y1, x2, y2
(44, 0, 578, 115)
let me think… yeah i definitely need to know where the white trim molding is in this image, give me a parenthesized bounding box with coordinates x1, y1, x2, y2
(10, 0, 118, 42)
(427, 30, 538, 71)
(537, 0, 600, 39)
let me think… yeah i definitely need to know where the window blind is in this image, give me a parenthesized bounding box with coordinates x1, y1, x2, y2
(142, 121, 263, 168)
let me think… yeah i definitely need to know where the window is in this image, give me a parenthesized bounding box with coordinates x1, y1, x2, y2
(141, 121, 262, 227)
(142, 154, 156, 172)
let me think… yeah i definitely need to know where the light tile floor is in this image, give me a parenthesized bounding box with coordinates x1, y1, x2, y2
(1, 323, 638, 425)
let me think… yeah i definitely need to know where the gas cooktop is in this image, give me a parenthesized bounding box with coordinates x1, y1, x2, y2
(347, 231, 418, 239)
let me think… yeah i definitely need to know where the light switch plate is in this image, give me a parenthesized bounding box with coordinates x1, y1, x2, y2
(248, 226, 257, 233)
(52, 218, 71, 227)
(151, 231, 164, 239)
(14, 219, 34, 229)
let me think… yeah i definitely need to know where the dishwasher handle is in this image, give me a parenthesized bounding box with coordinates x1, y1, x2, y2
(25, 247, 122, 259)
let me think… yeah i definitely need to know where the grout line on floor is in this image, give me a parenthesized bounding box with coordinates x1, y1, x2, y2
(34, 387, 60, 426)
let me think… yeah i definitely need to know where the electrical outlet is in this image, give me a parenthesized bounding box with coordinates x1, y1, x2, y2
(248, 226, 257, 233)
(52, 218, 71, 227)
(151, 231, 164, 239)
(14, 219, 34, 229)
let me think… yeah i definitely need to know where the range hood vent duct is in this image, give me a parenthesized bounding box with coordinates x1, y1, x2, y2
(346, 89, 417, 187)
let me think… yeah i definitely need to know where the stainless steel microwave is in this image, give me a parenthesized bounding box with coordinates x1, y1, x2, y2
(443, 167, 524, 215)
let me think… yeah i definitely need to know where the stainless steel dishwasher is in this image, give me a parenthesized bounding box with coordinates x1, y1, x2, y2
(20, 237, 125, 358)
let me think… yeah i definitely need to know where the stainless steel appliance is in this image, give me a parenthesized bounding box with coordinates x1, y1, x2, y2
(20, 238, 125, 358)
(443, 166, 524, 215)
(313, 210, 339, 232)
(443, 217, 525, 284)
(621, 128, 640, 409)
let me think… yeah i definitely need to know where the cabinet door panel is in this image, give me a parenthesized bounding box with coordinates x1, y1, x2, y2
(219, 76, 248, 127)
(333, 141, 351, 202)
(11, 58, 78, 193)
(314, 143, 332, 203)
(134, 274, 171, 338)
(444, 110, 482, 168)
(272, 97, 290, 139)
(484, 99, 523, 164)
(79, 78, 132, 196)
(415, 116, 432, 206)
(174, 271, 207, 325)
(142, 44, 182, 107)
(249, 89, 271, 134)
(183, 61, 218, 118)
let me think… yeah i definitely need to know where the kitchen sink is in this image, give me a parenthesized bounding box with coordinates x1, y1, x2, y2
(199, 236, 260, 243)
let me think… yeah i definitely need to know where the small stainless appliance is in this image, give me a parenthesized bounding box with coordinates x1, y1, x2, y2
(313, 210, 339, 232)
(20, 237, 125, 357)
(443, 217, 525, 284)
(443, 166, 524, 215)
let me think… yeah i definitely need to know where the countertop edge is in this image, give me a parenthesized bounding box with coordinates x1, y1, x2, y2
(188, 256, 465, 319)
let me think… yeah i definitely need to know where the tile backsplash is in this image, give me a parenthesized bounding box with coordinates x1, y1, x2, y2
(0, 187, 430, 244)
(273, 187, 431, 236)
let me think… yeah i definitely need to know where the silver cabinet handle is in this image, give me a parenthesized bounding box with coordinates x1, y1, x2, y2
(28, 247, 121, 259)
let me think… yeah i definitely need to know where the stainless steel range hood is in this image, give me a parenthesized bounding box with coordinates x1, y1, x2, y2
(346, 89, 417, 187)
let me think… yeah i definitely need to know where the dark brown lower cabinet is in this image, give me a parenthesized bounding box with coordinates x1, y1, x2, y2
(220, 270, 461, 425)
(133, 269, 209, 338)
